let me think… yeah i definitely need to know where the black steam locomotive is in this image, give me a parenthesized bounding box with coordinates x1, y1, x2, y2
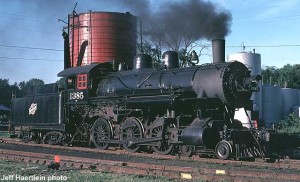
(10, 39, 271, 160)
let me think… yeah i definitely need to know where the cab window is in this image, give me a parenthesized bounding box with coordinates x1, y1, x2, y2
(77, 74, 88, 90)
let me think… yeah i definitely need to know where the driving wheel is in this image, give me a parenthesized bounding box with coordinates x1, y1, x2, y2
(91, 118, 112, 150)
(121, 117, 144, 152)
(150, 117, 174, 155)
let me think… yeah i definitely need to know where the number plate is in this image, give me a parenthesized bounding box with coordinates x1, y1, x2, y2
(68, 90, 87, 103)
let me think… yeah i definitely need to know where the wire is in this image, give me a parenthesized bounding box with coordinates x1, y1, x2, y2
(1, 42, 300, 51)
(0, 14, 59, 24)
(235, 14, 300, 26)
(227, 45, 300, 48)
(0, 44, 63, 51)
(3, 25, 61, 33)
(0, 56, 62, 62)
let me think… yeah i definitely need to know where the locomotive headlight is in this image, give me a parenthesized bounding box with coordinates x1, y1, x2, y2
(243, 75, 261, 92)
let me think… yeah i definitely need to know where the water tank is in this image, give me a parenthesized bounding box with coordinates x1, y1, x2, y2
(228, 52, 262, 120)
(69, 11, 137, 67)
(282, 88, 299, 117)
(262, 85, 282, 126)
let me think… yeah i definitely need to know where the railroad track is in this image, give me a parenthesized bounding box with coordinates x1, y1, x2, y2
(1, 137, 300, 170)
(1, 138, 300, 181)
(2, 149, 300, 181)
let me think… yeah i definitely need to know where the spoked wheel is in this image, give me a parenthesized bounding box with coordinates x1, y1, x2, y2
(215, 141, 232, 160)
(150, 117, 174, 155)
(44, 131, 64, 145)
(32, 132, 41, 144)
(121, 117, 144, 153)
(21, 131, 31, 143)
(90, 118, 112, 150)
(179, 145, 193, 157)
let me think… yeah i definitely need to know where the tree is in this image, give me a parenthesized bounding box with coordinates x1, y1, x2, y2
(18, 78, 44, 97)
(56, 77, 65, 88)
(0, 79, 12, 107)
(262, 64, 300, 89)
(288, 64, 300, 89)
(138, 33, 212, 68)
(137, 42, 162, 68)
(262, 66, 279, 85)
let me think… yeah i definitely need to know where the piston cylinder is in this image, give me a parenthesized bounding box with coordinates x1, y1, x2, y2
(181, 127, 219, 148)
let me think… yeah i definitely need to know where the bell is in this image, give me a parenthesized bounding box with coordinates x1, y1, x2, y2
(190, 50, 199, 61)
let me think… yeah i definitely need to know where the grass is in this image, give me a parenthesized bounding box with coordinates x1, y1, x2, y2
(0, 160, 175, 182)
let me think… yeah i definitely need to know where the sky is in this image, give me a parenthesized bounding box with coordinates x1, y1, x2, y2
(0, 0, 299, 84)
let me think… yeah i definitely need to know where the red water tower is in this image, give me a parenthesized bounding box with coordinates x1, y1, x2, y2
(68, 11, 137, 67)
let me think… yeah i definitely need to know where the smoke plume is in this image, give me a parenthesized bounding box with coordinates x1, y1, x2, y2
(123, 0, 232, 50)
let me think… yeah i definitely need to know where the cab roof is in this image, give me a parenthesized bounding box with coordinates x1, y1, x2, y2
(57, 63, 112, 77)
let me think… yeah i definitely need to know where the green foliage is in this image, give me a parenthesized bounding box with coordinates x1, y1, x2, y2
(17, 78, 44, 97)
(56, 77, 65, 89)
(18, 78, 44, 92)
(277, 113, 300, 133)
(262, 64, 300, 89)
(0, 78, 44, 108)
(0, 160, 171, 182)
(0, 79, 21, 107)
(0, 79, 12, 107)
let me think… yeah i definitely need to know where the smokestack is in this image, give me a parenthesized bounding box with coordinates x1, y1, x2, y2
(62, 31, 71, 69)
(212, 39, 225, 64)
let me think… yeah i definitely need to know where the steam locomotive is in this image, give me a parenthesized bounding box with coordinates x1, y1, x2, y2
(10, 37, 272, 160)
(7, 9, 273, 160)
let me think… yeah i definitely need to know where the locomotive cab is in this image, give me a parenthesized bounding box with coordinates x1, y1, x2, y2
(57, 63, 113, 104)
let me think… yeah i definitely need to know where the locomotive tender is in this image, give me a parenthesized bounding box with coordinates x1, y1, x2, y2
(10, 11, 271, 160)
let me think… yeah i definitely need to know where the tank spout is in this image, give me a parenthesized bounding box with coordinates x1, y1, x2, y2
(62, 31, 71, 69)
